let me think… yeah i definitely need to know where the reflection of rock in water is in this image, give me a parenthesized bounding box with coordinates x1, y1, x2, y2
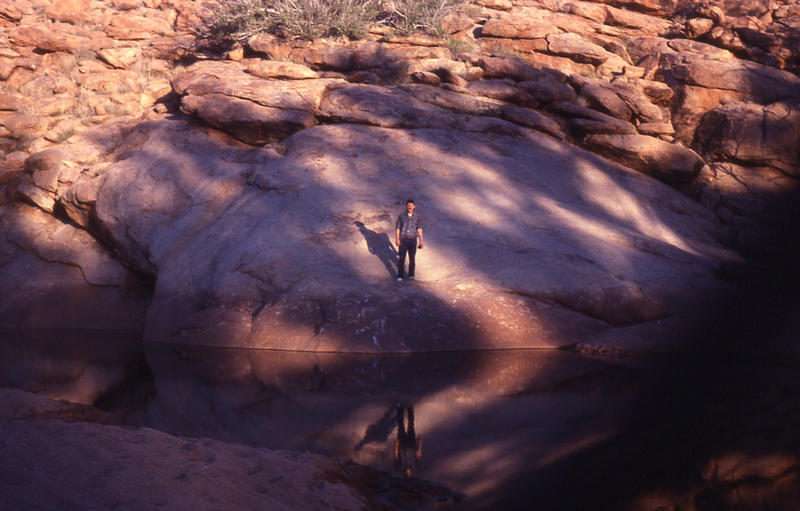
(0, 327, 148, 406)
(123, 344, 637, 507)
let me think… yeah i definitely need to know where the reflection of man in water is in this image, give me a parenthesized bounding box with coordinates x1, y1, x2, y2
(395, 199, 424, 282)
(395, 404, 422, 478)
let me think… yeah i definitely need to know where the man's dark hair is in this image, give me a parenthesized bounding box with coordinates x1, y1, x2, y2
(406, 199, 415, 204)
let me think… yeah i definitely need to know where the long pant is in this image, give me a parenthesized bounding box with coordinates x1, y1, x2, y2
(397, 237, 417, 278)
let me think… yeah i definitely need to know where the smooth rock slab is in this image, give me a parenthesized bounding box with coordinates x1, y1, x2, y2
(85, 116, 737, 352)
(583, 133, 706, 182)
(181, 93, 317, 145)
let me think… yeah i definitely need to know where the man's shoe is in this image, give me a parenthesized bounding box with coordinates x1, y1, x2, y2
(396, 277, 403, 281)
(407, 275, 414, 281)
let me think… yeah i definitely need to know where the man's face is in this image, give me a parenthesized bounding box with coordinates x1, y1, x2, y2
(406, 202, 416, 214)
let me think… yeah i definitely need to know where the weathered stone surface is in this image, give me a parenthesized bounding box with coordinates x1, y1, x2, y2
(246, 60, 319, 80)
(659, 50, 800, 100)
(475, 0, 512, 10)
(406, 58, 467, 76)
(2, 113, 46, 139)
(0, 390, 371, 511)
(583, 133, 706, 182)
(694, 101, 800, 175)
(0, 202, 147, 330)
(604, 4, 675, 34)
(44, 0, 92, 24)
(546, 32, 619, 64)
(695, 162, 798, 222)
(478, 36, 549, 55)
(81, 116, 735, 353)
(686, 17, 714, 38)
(669, 84, 750, 144)
(4, 150, 27, 169)
(410, 70, 441, 86)
(572, 77, 634, 120)
(467, 79, 535, 105)
(482, 12, 558, 39)
(500, 104, 565, 139)
(8, 22, 87, 52)
(319, 83, 449, 128)
(553, 101, 636, 134)
(181, 93, 317, 146)
(517, 74, 577, 103)
(172, 60, 339, 112)
(97, 46, 142, 70)
(0, 1, 30, 22)
(605, 0, 677, 15)
(0, 92, 20, 111)
(0, 58, 15, 80)
(105, 14, 174, 40)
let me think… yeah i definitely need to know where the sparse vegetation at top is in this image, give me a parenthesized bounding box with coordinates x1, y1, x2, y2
(201, 0, 464, 42)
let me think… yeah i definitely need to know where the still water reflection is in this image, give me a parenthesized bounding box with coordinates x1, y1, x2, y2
(133, 343, 642, 505)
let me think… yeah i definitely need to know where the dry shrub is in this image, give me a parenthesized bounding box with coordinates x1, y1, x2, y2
(203, 0, 464, 41)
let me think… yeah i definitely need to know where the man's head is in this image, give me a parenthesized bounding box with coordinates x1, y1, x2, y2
(405, 199, 415, 214)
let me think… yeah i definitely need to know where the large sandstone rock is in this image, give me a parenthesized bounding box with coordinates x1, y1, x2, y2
(659, 49, 800, 100)
(79, 115, 737, 354)
(694, 101, 800, 175)
(583, 133, 706, 182)
(0, 202, 149, 403)
(0, 389, 371, 511)
(181, 93, 317, 145)
(7, 22, 87, 52)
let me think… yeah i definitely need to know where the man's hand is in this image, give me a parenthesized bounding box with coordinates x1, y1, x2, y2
(395, 238, 400, 247)
(418, 241, 424, 249)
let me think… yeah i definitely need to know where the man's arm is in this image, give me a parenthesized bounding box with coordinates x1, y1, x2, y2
(417, 228, 424, 248)
(395, 228, 401, 246)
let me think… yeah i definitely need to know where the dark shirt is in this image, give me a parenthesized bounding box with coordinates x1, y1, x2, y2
(396, 212, 422, 238)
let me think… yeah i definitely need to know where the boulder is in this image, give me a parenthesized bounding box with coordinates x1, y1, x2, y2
(319, 83, 449, 128)
(97, 46, 143, 70)
(552, 101, 637, 134)
(659, 50, 800, 101)
(171, 61, 339, 112)
(482, 12, 558, 39)
(695, 162, 798, 222)
(571, 77, 634, 120)
(8, 23, 87, 52)
(546, 33, 621, 65)
(180, 93, 317, 145)
(246, 60, 319, 80)
(105, 14, 174, 40)
(604, 4, 675, 34)
(467, 79, 535, 105)
(0, 58, 15, 80)
(694, 101, 800, 175)
(583, 133, 705, 182)
(44, 0, 93, 24)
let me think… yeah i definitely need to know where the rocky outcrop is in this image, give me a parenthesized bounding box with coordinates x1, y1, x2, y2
(72, 115, 735, 354)
(3, 0, 796, 360)
(2, 1, 799, 509)
(0, 388, 461, 511)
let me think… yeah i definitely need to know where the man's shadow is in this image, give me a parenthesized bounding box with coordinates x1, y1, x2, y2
(354, 221, 397, 278)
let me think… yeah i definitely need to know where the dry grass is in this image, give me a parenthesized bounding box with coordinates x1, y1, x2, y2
(203, 0, 464, 41)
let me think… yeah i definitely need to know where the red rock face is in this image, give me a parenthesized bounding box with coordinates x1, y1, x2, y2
(1, 1, 799, 508)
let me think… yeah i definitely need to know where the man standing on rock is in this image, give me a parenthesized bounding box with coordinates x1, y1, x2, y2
(395, 199, 424, 281)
